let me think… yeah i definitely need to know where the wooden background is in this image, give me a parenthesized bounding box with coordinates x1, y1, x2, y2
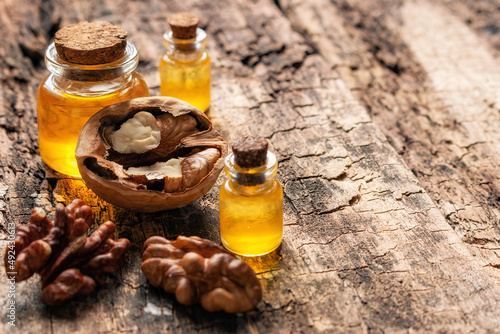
(1, 0, 500, 332)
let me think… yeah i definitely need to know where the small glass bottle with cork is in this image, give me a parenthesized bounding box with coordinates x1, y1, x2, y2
(219, 136, 283, 256)
(37, 21, 150, 177)
(160, 12, 211, 112)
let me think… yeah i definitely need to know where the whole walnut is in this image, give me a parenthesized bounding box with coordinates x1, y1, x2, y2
(141, 236, 262, 313)
(4, 199, 130, 306)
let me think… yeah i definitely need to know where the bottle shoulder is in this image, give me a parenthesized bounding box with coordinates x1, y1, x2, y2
(37, 71, 149, 103)
(160, 51, 210, 66)
(221, 178, 282, 197)
(129, 72, 150, 93)
(39, 71, 148, 94)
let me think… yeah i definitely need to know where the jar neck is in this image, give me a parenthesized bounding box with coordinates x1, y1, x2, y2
(225, 151, 278, 194)
(44, 42, 139, 82)
(163, 28, 207, 62)
(49, 73, 133, 97)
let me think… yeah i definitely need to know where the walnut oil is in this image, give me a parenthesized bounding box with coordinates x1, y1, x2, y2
(160, 13, 210, 112)
(37, 23, 149, 177)
(220, 137, 283, 256)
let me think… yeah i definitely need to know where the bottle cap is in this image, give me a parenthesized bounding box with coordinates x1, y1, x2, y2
(168, 12, 199, 39)
(232, 136, 268, 168)
(54, 21, 127, 65)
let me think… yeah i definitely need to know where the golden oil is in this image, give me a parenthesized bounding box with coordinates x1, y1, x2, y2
(37, 43, 149, 177)
(160, 52, 210, 112)
(220, 150, 283, 256)
(160, 17, 210, 112)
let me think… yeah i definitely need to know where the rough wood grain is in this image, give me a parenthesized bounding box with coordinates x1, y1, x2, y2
(1, 0, 500, 333)
(280, 0, 500, 275)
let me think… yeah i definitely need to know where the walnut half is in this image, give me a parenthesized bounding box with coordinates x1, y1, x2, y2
(4, 199, 130, 306)
(141, 236, 262, 313)
(75, 97, 228, 212)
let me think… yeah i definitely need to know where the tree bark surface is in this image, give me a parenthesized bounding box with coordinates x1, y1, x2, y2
(1, 0, 500, 333)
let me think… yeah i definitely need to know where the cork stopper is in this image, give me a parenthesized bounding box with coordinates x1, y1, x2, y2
(168, 12, 199, 39)
(54, 21, 128, 65)
(232, 136, 268, 168)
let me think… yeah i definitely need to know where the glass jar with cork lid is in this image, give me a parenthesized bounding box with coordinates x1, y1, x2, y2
(160, 12, 211, 112)
(37, 21, 149, 177)
(219, 136, 283, 256)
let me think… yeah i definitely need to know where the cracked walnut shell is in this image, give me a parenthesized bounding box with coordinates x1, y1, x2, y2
(75, 97, 228, 212)
(4, 199, 130, 306)
(141, 236, 262, 313)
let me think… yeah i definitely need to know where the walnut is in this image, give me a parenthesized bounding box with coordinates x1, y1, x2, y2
(109, 111, 161, 154)
(75, 97, 228, 212)
(4, 199, 130, 306)
(141, 236, 262, 313)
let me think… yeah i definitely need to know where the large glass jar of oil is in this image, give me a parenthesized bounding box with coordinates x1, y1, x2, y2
(37, 22, 149, 177)
(160, 13, 210, 112)
(220, 136, 283, 256)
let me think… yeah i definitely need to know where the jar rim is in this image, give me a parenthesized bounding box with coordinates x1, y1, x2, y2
(44, 42, 139, 81)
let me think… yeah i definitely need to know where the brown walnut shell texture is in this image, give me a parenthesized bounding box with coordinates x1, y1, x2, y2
(75, 97, 228, 212)
(141, 236, 262, 313)
(4, 199, 130, 306)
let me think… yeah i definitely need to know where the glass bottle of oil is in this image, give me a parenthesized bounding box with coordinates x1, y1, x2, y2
(220, 136, 283, 256)
(160, 13, 210, 112)
(37, 22, 149, 177)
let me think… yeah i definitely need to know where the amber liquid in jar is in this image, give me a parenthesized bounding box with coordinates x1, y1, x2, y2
(160, 28, 210, 112)
(37, 43, 149, 177)
(220, 152, 283, 256)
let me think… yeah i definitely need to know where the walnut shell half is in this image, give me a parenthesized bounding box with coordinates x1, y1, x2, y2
(75, 97, 227, 212)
